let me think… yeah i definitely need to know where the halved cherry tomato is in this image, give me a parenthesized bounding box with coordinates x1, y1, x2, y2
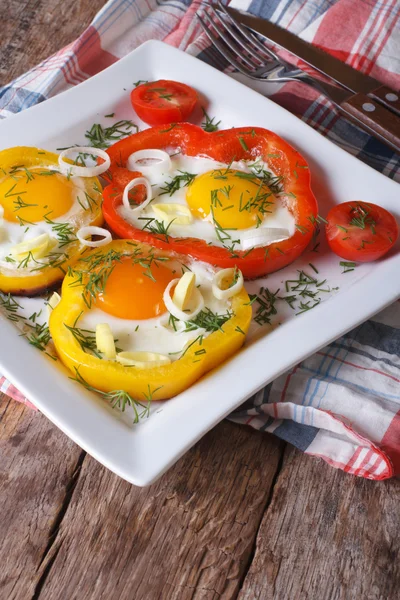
(325, 201, 398, 262)
(130, 80, 198, 126)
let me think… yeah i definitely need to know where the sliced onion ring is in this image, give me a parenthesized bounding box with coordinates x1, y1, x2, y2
(127, 149, 171, 178)
(212, 268, 244, 300)
(122, 177, 153, 213)
(163, 278, 205, 322)
(58, 146, 110, 178)
(116, 351, 171, 368)
(77, 226, 112, 248)
(240, 227, 290, 251)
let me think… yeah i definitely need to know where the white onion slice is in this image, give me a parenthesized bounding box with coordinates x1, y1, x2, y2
(212, 268, 244, 300)
(58, 146, 110, 178)
(77, 226, 112, 248)
(127, 149, 171, 178)
(116, 351, 171, 368)
(10, 233, 52, 259)
(240, 227, 290, 251)
(163, 278, 205, 322)
(152, 203, 193, 226)
(122, 177, 153, 213)
(47, 292, 61, 315)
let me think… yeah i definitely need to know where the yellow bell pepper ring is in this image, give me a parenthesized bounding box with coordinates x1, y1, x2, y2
(0, 146, 103, 296)
(49, 240, 252, 402)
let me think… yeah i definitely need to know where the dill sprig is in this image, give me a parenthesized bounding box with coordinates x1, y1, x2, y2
(85, 120, 139, 149)
(201, 108, 221, 132)
(0, 293, 26, 323)
(244, 160, 284, 195)
(77, 191, 99, 212)
(159, 171, 196, 196)
(70, 367, 158, 422)
(44, 214, 77, 248)
(249, 287, 280, 326)
(23, 322, 56, 360)
(188, 308, 233, 332)
(349, 203, 376, 233)
(68, 249, 124, 308)
(138, 217, 175, 242)
(13, 196, 38, 211)
(64, 323, 102, 358)
(68, 247, 170, 307)
(340, 261, 357, 273)
(210, 205, 240, 256)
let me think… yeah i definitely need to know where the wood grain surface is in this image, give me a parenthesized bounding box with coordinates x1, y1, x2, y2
(1, 2, 400, 599)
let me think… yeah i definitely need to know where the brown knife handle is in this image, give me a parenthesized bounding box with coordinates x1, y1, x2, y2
(341, 93, 400, 153)
(370, 85, 400, 117)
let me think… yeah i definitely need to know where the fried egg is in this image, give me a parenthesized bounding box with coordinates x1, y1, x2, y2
(78, 256, 233, 359)
(0, 147, 103, 289)
(49, 240, 252, 401)
(118, 153, 295, 250)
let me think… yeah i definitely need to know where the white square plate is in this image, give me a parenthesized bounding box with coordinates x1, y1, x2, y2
(0, 41, 399, 486)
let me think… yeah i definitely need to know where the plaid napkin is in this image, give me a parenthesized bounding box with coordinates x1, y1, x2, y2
(1, 0, 399, 480)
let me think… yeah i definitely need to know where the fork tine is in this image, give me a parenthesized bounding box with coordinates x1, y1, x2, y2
(200, 9, 259, 71)
(215, 0, 281, 64)
(204, 5, 267, 70)
(196, 13, 255, 78)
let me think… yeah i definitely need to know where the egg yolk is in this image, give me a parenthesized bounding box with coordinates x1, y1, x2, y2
(0, 169, 74, 223)
(186, 169, 274, 230)
(96, 258, 175, 320)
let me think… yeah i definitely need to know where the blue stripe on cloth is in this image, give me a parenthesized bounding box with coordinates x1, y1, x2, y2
(301, 366, 400, 401)
(345, 320, 400, 356)
(357, 136, 398, 176)
(248, 0, 281, 20)
(0, 87, 47, 113)
(306, 0, 338, 22)
(303, 341, 343, 409)
(249, 0, 338, 27)
(271, 419, 319, 450)
(329, 340, 400, 372)
(259, 416, 276, 431)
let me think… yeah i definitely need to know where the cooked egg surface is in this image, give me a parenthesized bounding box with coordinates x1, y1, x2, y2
(0, 148, 102, 276)
(118, 154, 295, 248)
(95, 258, 175, 320)
(79, 259, 233, 360)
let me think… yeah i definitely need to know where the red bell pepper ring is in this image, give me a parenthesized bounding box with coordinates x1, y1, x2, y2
(102, 124, 318, 279)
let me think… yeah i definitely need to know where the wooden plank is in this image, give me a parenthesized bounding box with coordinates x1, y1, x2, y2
(238, 446, 400, 600)
(29, 422, 283, 600)
(0, 396, 84, 600)
(0, 0, 107, 86)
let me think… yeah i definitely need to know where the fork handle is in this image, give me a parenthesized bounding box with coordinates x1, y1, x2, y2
(340, 93, 400, 153)
(369, 85, 400, 117)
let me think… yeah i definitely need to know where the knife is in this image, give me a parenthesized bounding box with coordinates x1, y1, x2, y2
(226, 6, 400, 118)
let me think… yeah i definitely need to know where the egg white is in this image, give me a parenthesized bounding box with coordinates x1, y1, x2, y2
(78, 259, 234, 361)
(0, 165, 100, 274)
(118, 154, 295, 247)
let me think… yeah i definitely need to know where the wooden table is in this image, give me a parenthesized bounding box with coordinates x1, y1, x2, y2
(1, 2, 399, 598)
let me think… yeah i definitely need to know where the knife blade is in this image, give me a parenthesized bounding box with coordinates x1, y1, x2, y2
(226, 6, 400, 117)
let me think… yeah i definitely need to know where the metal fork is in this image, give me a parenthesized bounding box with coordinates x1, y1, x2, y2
(196, 2, 400, 152)
(197, 2, 332, 92)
